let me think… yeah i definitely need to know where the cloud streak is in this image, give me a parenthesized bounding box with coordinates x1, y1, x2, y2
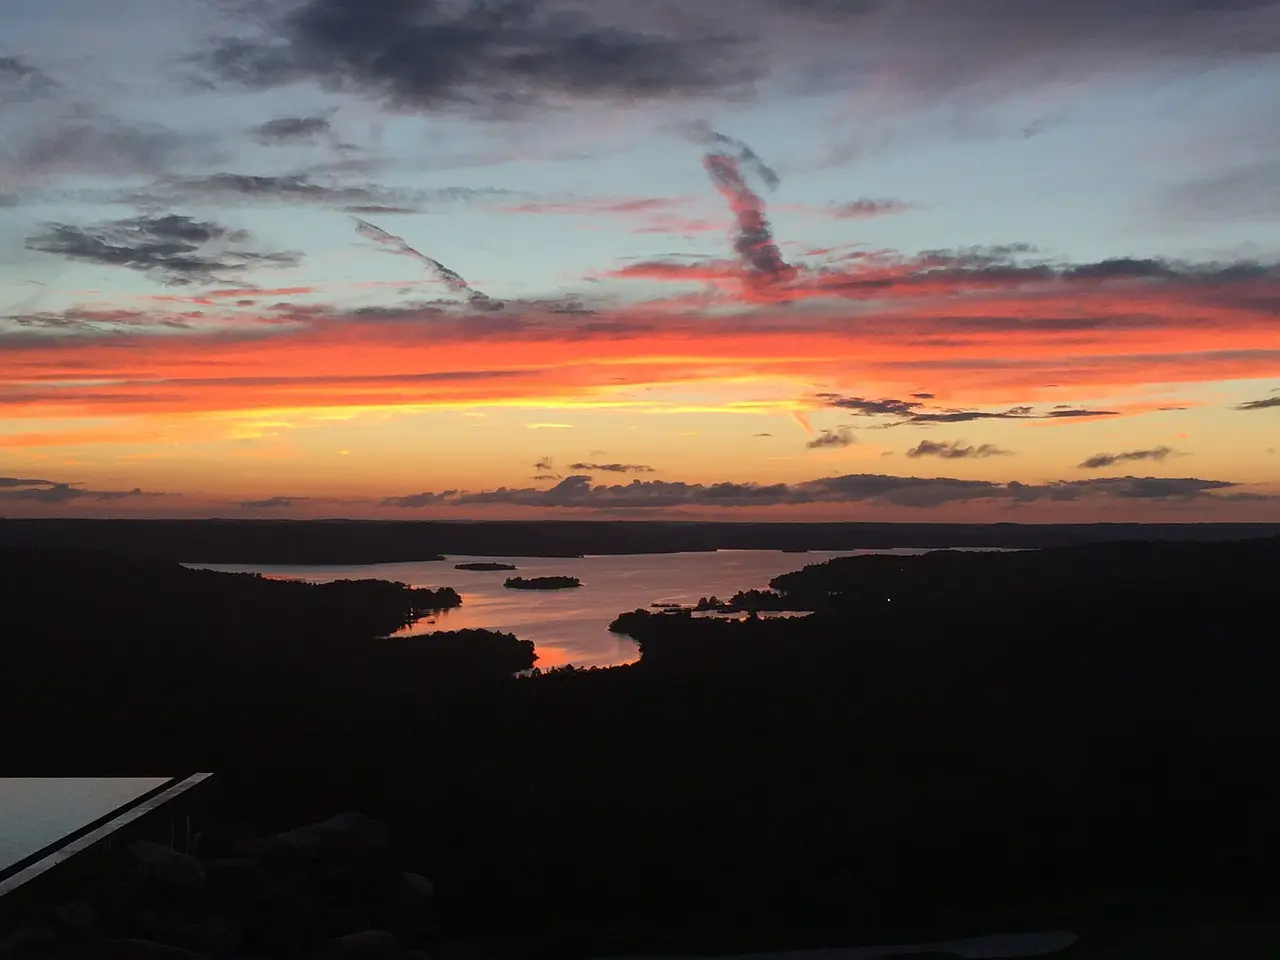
(698, 129, 795, 289)
(567, 462, 655, 473)
(0, 477, 154, 503)
(353, 217, 503, 310)
(906, 440, 1011, 459)
(827, 198, 914, 219)
(249, 115, 332, 144)
(818, 394, 1119, 426)
(1236, 395, 1280, 410)
(1079, 446, 1177, 469)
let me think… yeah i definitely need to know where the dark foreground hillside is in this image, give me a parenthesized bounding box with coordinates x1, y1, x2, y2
(3, 538, 1279, 955)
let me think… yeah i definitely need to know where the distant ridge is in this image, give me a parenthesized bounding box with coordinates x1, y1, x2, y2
(1, 518, 1277, 564)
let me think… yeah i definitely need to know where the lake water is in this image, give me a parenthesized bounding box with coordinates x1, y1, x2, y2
(0, 778, 171, 875)
(197, 548, 986, 668)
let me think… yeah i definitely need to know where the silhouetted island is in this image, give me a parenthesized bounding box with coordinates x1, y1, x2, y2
(454, 561, 518, 571)
(503, 575, 581, 590)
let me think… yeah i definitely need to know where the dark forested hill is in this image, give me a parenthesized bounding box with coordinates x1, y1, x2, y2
(4, 538, 1278, 953)
(2, 516, 1278, 562)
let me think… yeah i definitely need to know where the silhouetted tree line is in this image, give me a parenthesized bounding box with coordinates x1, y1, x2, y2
(3, 516, 1278, 563)
(3, 538, 1280, 955)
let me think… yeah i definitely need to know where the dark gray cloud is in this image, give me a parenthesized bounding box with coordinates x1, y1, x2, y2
(240, 496, 306, 508)
(195, 0, 753, 115)
(6, 119, 219, 181)
(806, 427, 856, 449)
(381, 471, 1250, 510)
(817, 393, 1119, 426)
(26, 214, 299, 286)
(567, 462, 656, 473)
(1079, 446, 1176, 469)
(906, 440, 1011, 459)
(0, 56, 60, 105)
(827, 198, 913, 219)
(380, 490, 457, 508)
(249, 115, 332, 143)
(0, 477, 57, 488)
(818, 394, 923, 417)
(6, 307, 195, 331)
(189, 0, 1280, 130)
(754, 432, 773, 437)
(1041, 407, 1120, 419)
(0, 480, 151, 503)
(1236, 395, 1280, 410)
(123, 173, 507, 213)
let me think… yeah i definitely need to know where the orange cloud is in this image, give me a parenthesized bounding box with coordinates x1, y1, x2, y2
(3, 258, 1278, 423)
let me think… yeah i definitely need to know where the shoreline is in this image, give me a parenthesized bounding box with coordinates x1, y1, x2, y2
(4, 518, 1278, 565)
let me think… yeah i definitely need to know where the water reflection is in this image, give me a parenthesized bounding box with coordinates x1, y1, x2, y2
(198, 549, 980, 668)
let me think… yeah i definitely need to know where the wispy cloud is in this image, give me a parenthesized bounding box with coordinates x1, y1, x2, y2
(0, 56, 60, 105)
(0, 477, 156, 503)
(695, 126, 795, 290)
(1079, 446, 1177, 469)
(6, 118, 219, 182)
(818, 394, 1120, 426)
(249, 114, 332, 144)
(826, 198, 914, 219)
(25, 214, 299, 286)
(1236, 394, 1280, 410)
(353, 217, 503, 310)
(906, 440, 1011, 459)
(805, 427, 856, 449)
(567, 462, 655, 473)
(120, 174, 507, 213)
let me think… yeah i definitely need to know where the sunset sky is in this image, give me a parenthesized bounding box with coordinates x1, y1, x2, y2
(2, 0, 1278, 521)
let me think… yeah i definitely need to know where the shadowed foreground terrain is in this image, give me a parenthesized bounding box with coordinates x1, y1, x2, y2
(2, 538, 1278, 956)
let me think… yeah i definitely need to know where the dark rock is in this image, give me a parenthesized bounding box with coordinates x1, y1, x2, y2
(99, 939, 203, 960)
(244, 887, 323, 954)
(397, 873, 434, 911)
(320, 904, 376, 942)
(192, 916, 243, 957)
(52, 900, 98, 935)
(128, 840, 206, 892)
(259, 813, 389, 865)
(315, 930, 404, 960)
(0, 927, 58, 960)
(201, 857, 267, 902)
(394, 872, 437, 940)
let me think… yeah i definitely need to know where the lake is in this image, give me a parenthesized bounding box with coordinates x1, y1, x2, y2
(0, 778, 170, 876)
(196, 549, 987, 668)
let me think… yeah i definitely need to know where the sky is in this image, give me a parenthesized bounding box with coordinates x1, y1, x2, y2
(1, 0, 1278, 522)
